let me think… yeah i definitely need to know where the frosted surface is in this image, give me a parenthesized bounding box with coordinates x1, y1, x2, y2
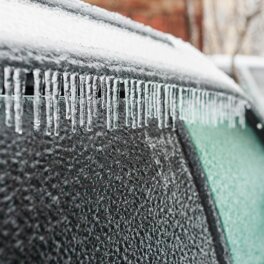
(188, 123, 264, 264)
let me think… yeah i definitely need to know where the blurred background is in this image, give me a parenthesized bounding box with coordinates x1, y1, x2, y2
(83, 0, 264, 55)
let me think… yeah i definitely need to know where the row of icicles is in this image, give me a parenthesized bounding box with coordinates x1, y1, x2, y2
(0, 66, 247, 136)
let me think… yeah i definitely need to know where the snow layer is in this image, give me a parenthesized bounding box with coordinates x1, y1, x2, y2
(0, 0, 244, 97)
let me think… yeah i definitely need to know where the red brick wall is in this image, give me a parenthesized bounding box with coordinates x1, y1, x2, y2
(84, 0, 203, 50)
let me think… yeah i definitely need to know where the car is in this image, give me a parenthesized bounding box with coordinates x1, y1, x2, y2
(0, 1, 263, 263)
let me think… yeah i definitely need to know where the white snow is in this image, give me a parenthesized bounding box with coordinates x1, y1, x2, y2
(0, 0, 243, 97)
(0, 0, 249, 134)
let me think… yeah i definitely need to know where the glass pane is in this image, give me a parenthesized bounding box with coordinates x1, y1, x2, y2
(187, 123, 264, 264)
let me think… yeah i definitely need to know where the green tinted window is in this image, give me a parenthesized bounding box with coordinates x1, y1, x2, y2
(187, 123, 264, 264)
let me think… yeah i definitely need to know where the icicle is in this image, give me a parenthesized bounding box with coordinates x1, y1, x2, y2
(63, 72, 71, 120)
(144, 82, 150, 126)
(106, 76, 113, 130)
(231, 96, 237, 128)
(4, 67, 14, 127)
(238, 100, 246, 129)
(190, 88, 195, 124)
(0, 67, 3, 95)
(205, 91, 210, 126)
(178, 86, 183, 120)
(227, 95, 233, 128)
(157, 83, 164, 129)
(148, 82, 154, 119)
(184, 88, 190, 122)
(13, 68, 26, 134)
(51, 71, 61, 136)
(124, 79, 131, 127)
(213, 92, 219, 127)
(79, 74, 86, 128)
(86, 74, 93, 131)
(100, 76, 107, 110)
(169, 84, 174, 117)
(70, 73, 78, 133)
(137, 80, 144, 128)
(44, 70, 53, 135)
(92, 75, 98, 118)
(153, 83, 158, 118)
(195, 89, 201, 124)
(172, 85, 177, 130)
(164, 84, 170, 128)
(130, 79, 137, 129)
(113, 78, 120, 129)
(33, 69, 43, 131)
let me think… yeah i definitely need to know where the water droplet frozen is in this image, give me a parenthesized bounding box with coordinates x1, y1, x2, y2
(137, 80, 144, 128)
(256, 122, 263, 130)
(4, 66, 14, 127)
(148, 82, 154, 119)
(52, 71, 61, 136)
(113, 78, 120, 129)
(86, 74, 93, 131)
(178, 86, 183, 120)
(63, 72, 71, 120)
(130, 79, 137, 129)
(124, 79, 131, 127)
(164, 84, 170, 128)
(169, 84, 174, 118)
(106, 76, 113, 130)
(33, 69, 43, 131)
(79, 74, 86, 128)
(44, 70, 53, 135)
(205, 91, 210, 126)
(157, 83, 164, 129)
(144, 82, 150, 126)
(13, 68, 26, 134)
(172, 85, 177, 130)
(92, 75, 98, 119)
(70, 73, 78, 133)
(100, 76, 107, 110)
(238, 100, 246, 129)
(153, 83, 158, 118)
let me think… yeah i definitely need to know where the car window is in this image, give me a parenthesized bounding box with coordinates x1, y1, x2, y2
(187, 122, 264, 264)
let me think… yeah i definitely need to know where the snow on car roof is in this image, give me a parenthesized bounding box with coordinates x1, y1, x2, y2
(0, 0, 245, 98)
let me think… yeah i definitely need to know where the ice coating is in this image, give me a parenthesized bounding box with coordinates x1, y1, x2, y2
(113, 78, 120, 129)
(0, 0, 245, 99)
(70, 73, 78, 133)
(13, 68, 25, 134)
(130, 79, 137, 129)
(33, 69, 43, 131)
(52, 71, 60, 136)
(124, 79, 131, 127)
(1, 69, 247, 135)
(92, 75, 98, 119)
(4, 67, 14, 127)
(79, 74, 86, 128)
(86, 74, 93, 131)
(63, 72, 71, 120)
(0, 0, 251, 135)
(106, 76, 113, 131)
(144, 82, 150, 127)
(137, 80, 144, 128)
(164, 84, 170, 128)
(100, 76, 107, 110)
